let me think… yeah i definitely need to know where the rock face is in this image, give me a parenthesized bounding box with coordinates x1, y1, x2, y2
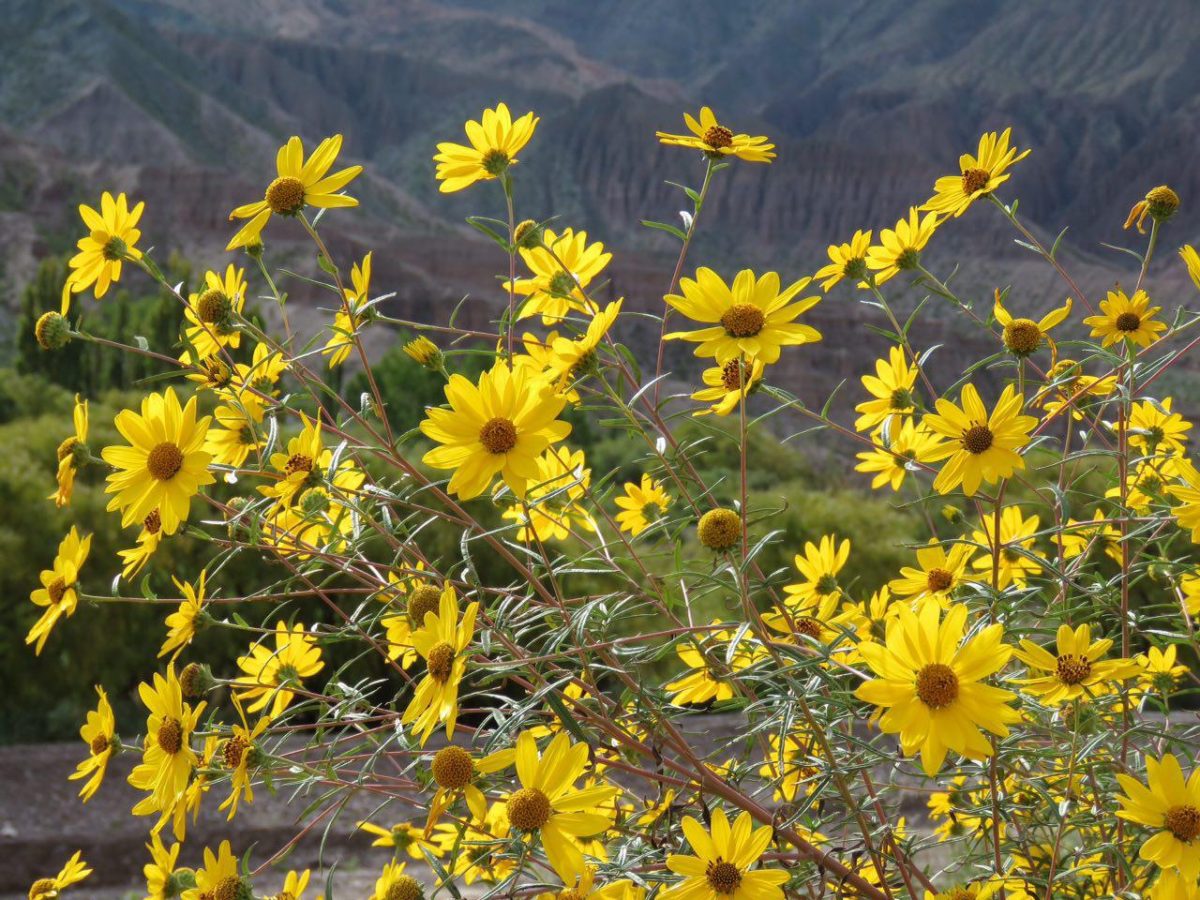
(3, 0, 1200, 409)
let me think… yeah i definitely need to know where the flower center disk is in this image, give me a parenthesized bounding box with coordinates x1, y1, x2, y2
(426, 642, 456, 682)
(915, 663, 959, 709)
(431, 745, 474, 789)
(385, 875, 424, 900)
(507, 787, 551, 831)
(720, 303, 765, 338)
(147, 442, 185, 480)
(1004, 319, 1041, 355)
(1166, 805, 1200, 843)
(926, 567, 954, 593)
(1115, 312, 1142, 332)
(703, 125, 734, 149)
(705, 859, 743, 895)
(1055, 653, 1092, 685)
(407, 585, 443, 624)
(961, 167, 991, 195)
(961, 425, 994, 455)
(265, 176, 306, 214)
(157, 718, 183, 754)
(479, 417, 518, 454)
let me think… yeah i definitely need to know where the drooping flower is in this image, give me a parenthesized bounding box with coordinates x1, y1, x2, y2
(661, 808, 788, 900)
(1083, 288, 1167, 349)
(921, 128, 1030, 218)
(159, 570, 208, 660)
(70, 685, 115, 802)
(233, 621, 325, 719)
(615, 474, 671, 536)
(119, 509, 164, 580)
(402, 586, 478, 745)
(26, 852, 91, 900)
(128, 665, 205, 817)
(26, 526, 92, 655)
(227, 134, 362, 249)
(656, 107, 776, 163)
(181, 264, 247, 361)
(690, 357, 765, 416)
(923, 384, 1036, 496)
(323, 251, 372, 368)
(50, 394, 89, 508)
(434, 103, 539, 193)
(62, 191, 144, 309)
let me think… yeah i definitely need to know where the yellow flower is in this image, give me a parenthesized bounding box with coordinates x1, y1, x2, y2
(402, 586, 478, 745)
(420, 360, 571, 500)
(119, 509, 164, 580)
(26, 852, 91, 900)
(323, 251, 372, 368)
(259, 413, 361, 507)
(1135, 645, 1190, 698)
(784, 534, 850, 607)
(889, 540, 975, 606)
(1165, 458, 1200, 542)
(218, 704, 269, 820)
(615, 474, 671, 536)
(228, 341, 288, 408)
(538, 867, 641, 900)
(1083, 288, 1166, 348)
(1117, 753, 1200, 881)
(434, 103, 539, 193)
(50, 394, 89, 508)
(856, 602, 1019, 776)
(181, 264, 247, 361)
(234, 621, 325, 719)
(61, 191, 144, 309)
(275, 870, 312, 900)
(159, 570, 207, 660)
(1034, 358, 1117, 421)
(70, 685, 115, 802)
(690, 357, 765, 416)
(866, 208, 939, 285)
(204, 401, 264, 469)
(504, 730, 621, 881)
(26, 526, 92, 655)
(182, 840, 246, 900)
(128, 665, 205, 817)
(539, 299, 622, 394)
(1129, 397, 1191, 457)
(814, 229, 871, 291)
(662, 808, 788, 900)
(993, 293, 1072, 358)
(656, 107, 776, 163)
(970, 505, 1043, 590)
(1182, 245, 1200, 292)
(855, 347, 919, 434)
(666, 624, 766, 706)
(502, 446, 596, 541)
(923, 384, 1035, 496)
(511, 227, 609, 324)
(101, 387, 214, 535)
(854, 420, 941, 492)
(1060, 509, 1122, 564)
(665, 268, 821, 365)
(430, 805, 514, 884)
(227, 134, 362, 249)
(758, 732, 818, 803)
(358, 819, 445, 858)
(1126, 185, 1181, 232)
(369, 860, 420, 900)
(1014, 623, 1136, 706)
(143, 832, 190, 900)
(404, 335, 443, 369)
(921, 128, 1030, 218)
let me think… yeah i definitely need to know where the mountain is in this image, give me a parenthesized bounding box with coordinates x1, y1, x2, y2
(3, 0, 1200, 407)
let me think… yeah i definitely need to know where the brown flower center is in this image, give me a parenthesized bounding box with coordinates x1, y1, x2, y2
(926, 567, 954, 594)
(28, 878, 58, 900)
(57, 436, 79, 462)
(705, 859, 743, 895)
(223, 735, 249, 769)
(1055, 653, 1093, 685)
(915, 663, 959, 709)
(144, 509, 162, 535)
(196, 289, 232, 324)
(147, 442, 185, 480)
(507, 786, 551, 831)
(794, 617, 823, 639)
(1003, 319, 1042, 356)
(720, 303, 765, 338)
(479, 417, 518, 454)
(890, 387, 914, 410)
(721, 359, 749, 392)
(1165, 805, 1200, 843)
(213, 876, 244, 900)
(47, 577, 68, 605)
(431, 745, 474, 789)
(961, 425, 994, 455)
(385, 874, 424, 900)
(703, 125, 734, 149)
(1115, 312, 1142, 332)
(157, 718, 183, 755)
(90, 734, 110, 756)
(265, 176, 306, 215)
(408, 585, 443, 625)
(697, 508, 741, 552)
(961, 167, 991, 195)
(426, 642, 457, 682)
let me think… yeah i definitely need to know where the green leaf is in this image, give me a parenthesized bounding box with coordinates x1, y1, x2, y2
(640, 220, 687, 241)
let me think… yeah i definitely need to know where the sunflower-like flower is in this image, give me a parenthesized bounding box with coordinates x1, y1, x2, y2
(227, 134, 362, 250)
(274, 870, 312, 900)
(511, 227, 609, 323)
(218, 703, 269, 820)
(404, 335, 444, 370)
(690, 356, 765, 417)
(423, 742, 515, 832)
(854, 346, 919, 434)
(1034, 358, 1118, 421)
(61, 191, 144, 310)
(182, 840, 248, 900)
(538, 867, 639, 900)
(430, 805, 514, 885)
(159, 570, 207, 660)
(1126, 185, 1181, 233)
(501, 446, 596, 542)
(119, 509, 164, 580)
(1117, 753, 1200, 881)
(970, 505, 1044, 590)
(323, 251, 372, 368)
(889, 540, 976, 607)
(994, 294, 1071, 358)
(369, 860, 422, 900)
(662, 808, 788, 900)
(615, 474, 671, 536)
(1083, 288, 1167, 349)
(758, 732, 818, 803)
(70, 685, 115, 802)
(656, 107, 775, 163)
(665, 624, 767, 706)
(434, 103, 539, 193)
(421, 360, 572, 500)
(50, 394, 89, 507)
(128, 665, 205, 816)
(26, 526, 92, 655)
(402, 586, 478, 745)
(1129, 398, 1191, 458)
(856, 602, 1020, 776)
(101, 387, 214, 535)
(1182, 245, 1200, 292)
(181, 264, 247, 361)
(26, 852, 91, 900)
(921, 128, 1030, 218)
(814, 229, 872, 291)
(204, 401, 265, 469)
(664, 268, 821, 365)
(233, 621, 325, 720)
(259, 413, 360, 507)
(357, 820, 444, 859)
(784, 535, 850, 607)
(866, 208, 939, 285)
(143, 832, 191, 900)
(854, 421, 941, 492)
(504, 730, 621, 881)
(538, 299, 622, 396)
(1014, 623, 1137, 706)
(1060, 509, 1122, 564)
(923, 384, 1036, 496)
